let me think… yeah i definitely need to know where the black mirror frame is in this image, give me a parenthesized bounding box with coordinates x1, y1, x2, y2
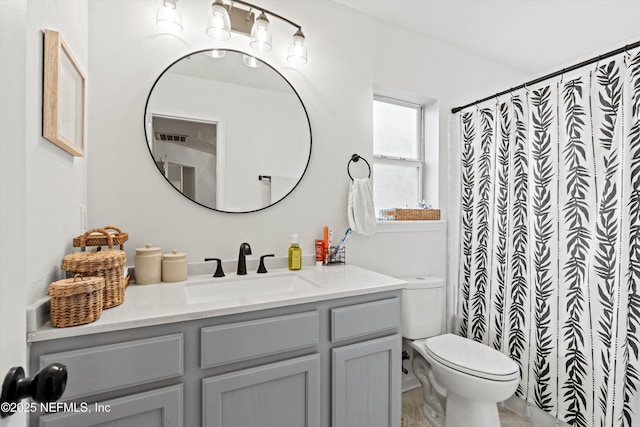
(143, 49, 312, 214)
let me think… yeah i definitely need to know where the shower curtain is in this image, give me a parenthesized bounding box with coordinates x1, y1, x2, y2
(456, 49, 640, 427)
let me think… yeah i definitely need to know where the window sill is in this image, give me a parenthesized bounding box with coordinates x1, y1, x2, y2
(375, 220, 446, 233)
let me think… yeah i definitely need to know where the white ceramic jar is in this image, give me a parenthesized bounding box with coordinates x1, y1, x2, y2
(134, 244, 162, 285)
(162, 250, 187, 282)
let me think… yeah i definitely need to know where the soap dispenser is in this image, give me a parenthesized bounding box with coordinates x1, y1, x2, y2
(288, 234, 302, 271)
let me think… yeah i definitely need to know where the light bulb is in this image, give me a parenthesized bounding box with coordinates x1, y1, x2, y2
(206, 0, 231, 41)
(250, 12, 272, 52)
(287, 29, 307, 64)
(156, 0, 183, 33)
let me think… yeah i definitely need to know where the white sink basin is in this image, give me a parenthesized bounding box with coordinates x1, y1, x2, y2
(185, 272, 319, 304)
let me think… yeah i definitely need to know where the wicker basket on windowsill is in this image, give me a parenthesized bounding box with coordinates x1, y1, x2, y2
(393, 208, 441, 221)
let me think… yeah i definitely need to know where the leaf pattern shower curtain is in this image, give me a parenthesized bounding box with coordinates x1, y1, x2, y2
(457, 49, 640, 427)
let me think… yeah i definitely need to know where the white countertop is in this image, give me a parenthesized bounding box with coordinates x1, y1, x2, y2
(27, 265, 406, 342)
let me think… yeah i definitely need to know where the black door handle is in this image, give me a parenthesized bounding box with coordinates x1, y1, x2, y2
(1, 363, 67, 418)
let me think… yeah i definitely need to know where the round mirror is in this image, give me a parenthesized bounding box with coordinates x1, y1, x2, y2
(144, 49, 312, 213)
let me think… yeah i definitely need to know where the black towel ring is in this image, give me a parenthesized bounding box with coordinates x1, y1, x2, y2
(347, 154, 371, 181)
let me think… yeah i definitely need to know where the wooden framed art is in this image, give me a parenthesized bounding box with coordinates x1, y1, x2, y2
(43, 29, 85, 157)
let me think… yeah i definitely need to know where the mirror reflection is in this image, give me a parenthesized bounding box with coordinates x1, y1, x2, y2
(144, 49, 311, 213)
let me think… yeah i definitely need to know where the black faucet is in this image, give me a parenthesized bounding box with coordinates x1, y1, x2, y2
(237, 242, 252, 275)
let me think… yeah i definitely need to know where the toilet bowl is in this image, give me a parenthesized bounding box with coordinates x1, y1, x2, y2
(415, 334, 519, 427)
(400, 276, 520, 427)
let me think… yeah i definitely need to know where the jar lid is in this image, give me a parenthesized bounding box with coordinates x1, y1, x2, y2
(163, 249, 186, 260)
(136, 243, 161, 255)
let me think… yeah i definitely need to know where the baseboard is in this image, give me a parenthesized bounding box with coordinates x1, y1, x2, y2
(402, 377, 420, 393)
(502, 396, 570, 427)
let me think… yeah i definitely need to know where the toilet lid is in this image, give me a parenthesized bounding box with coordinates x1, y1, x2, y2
(424, 334, 519, 381)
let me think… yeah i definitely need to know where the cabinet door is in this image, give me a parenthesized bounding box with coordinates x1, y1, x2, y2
(38, 384, 182, 427)
(203, 354, 320, 427)
(332, 334, 401, 427)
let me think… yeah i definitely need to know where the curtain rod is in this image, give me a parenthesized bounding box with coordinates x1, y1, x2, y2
(451, 39, 640, 114)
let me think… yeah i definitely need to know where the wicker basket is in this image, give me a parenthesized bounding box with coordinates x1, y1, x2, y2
(62, 229, 127, 309)
(73, 225, 128, 250)
(48, 274, 105, 327)
(393, 208, 441, 220)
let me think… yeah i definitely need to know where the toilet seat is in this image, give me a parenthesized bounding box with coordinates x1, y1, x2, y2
(424, 334, 519, 382)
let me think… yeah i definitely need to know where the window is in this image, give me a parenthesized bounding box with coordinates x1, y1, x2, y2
(372, 96, 424, 215)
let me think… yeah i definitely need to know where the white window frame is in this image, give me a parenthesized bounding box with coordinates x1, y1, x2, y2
(373, 95, 425, 210)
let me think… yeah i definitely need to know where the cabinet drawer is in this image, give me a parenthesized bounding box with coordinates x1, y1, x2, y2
(201, 311, 319, 369)
(39, 384, 183, 427)
(39, 334, 183, 399)
(331, 297, 400, 342)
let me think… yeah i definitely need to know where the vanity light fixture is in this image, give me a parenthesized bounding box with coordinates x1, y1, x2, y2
(203, 0, 308, 64)
(156, 0, 183, 33)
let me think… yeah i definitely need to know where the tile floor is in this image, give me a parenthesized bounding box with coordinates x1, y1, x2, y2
(402, 387, 537, 427)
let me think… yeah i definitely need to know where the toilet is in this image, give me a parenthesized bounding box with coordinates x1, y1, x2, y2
(401, 276, 520, 427)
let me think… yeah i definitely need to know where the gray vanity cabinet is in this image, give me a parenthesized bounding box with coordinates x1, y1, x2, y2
(29, 290, 402, 427)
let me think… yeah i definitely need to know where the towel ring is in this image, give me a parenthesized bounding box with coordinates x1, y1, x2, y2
(347, 154, 371, 181)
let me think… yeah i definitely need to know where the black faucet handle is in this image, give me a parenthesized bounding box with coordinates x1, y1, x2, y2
(257, 254, 275, 274)
(204, 258, 225, 277)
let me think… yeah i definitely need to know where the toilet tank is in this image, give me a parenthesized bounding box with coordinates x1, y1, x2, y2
(400, 276, 445, 340)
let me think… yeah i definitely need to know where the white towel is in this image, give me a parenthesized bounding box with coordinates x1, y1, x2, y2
(348, 178, 376, 235)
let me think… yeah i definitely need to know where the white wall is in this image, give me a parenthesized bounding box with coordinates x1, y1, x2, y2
(24, 0, 88, 305)
(1, 0, 87, 425)
(0, 1, 28, 425)
(83, 0, 527, 292)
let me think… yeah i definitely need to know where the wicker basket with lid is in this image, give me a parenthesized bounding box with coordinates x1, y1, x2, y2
(61, 229, 127, 308)
(48, 274, 105, 327)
